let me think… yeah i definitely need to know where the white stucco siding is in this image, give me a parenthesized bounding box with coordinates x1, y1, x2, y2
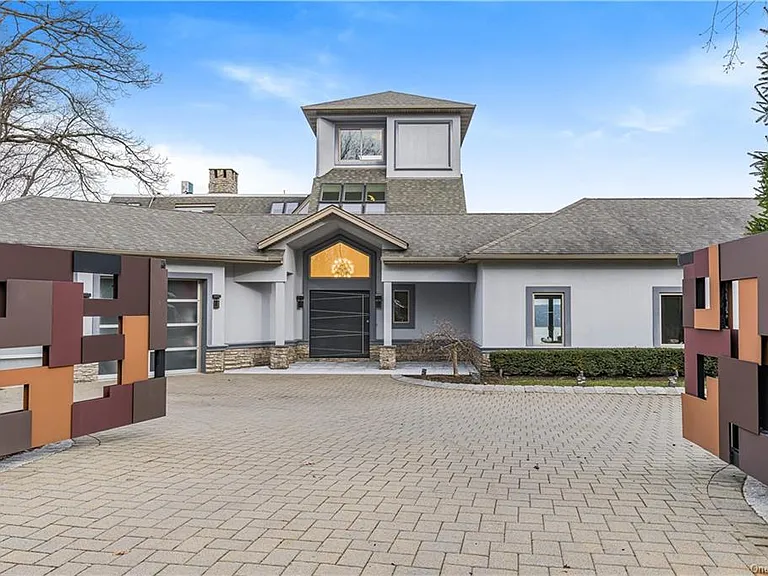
(392, 283, 471, 340)
(316, 118, 335, 176)
(224, 276, 272, 345)
(386, 115, 462, 178)
(479, 263, 683, 349)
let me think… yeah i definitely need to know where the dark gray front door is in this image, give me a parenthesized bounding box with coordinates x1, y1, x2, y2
(309, 290, 370, 358)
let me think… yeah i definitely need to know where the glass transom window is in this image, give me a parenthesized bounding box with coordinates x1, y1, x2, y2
(310, 242, 370, 279)
(339, 127, 383, 162)
(533, 293, 563, 345)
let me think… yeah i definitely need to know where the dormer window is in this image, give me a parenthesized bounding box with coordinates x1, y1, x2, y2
(319, 183, 386, 214)
(338, 127, 383, 163)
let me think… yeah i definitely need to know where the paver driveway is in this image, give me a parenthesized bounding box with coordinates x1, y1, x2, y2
(1, 374, 767, 576)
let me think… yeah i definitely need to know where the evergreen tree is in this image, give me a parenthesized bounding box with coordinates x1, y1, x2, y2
(747, 11, 768, 235)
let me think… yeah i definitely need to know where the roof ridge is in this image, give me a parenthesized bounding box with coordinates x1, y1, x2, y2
(469, 198, 590, 254)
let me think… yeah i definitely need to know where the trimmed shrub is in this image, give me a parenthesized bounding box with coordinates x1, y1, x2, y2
(490, 348, 687, 378)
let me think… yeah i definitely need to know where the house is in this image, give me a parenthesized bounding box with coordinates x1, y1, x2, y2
(0, 91, 757, 377)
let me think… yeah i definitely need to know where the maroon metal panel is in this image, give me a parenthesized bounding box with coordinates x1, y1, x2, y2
(81, 334, 124, 364)
(49, 282, 84, 367)
(0, 244, 72, 282)
(683, 262, 695, 280)
(719, 234, 768, 282)
(0, 410, 32, 457)
(719, 356, 760, 437)
(693, 248, 710, 278)
(71, 384, 133, 437)
(148, 259, 167, 350)
(132, 377, 166, 423)
(119, 256, 150, 316)
(83, 297, 123, 319)
(682, 277, 695, 328)
(738, 429, 768, 486)
(684, 328, 731, 396)
(0, 279, 53, 348)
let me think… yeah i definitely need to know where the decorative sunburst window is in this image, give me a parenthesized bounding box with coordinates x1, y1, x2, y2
(310, 242, 370, 278)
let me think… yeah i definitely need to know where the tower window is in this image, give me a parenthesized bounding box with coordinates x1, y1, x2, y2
(319, 184, 386, 214)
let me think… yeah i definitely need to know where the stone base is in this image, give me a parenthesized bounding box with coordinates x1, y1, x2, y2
(270, 346, 290, 370)
(74, 363, 98, 384)
(379, 346, 396, 370)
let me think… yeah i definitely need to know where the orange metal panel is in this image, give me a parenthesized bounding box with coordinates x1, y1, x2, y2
(694, 244, 721, 331)
(738, 278, 761, 363)
(681, 377, 720, 458)
(120, 315, 149, 385)
(0, 366, 74, 447)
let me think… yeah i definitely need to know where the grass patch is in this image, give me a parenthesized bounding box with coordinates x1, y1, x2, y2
(411, 375, 683, 387)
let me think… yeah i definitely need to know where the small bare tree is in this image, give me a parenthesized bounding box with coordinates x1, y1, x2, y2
(419, 320, 474, 377)
(0, 1, 169, 201)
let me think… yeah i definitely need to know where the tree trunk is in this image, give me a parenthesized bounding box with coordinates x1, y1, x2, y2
(451, 345, 458, 376)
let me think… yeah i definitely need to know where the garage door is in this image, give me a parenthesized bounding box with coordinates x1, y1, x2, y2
(98, 277, 201, 375)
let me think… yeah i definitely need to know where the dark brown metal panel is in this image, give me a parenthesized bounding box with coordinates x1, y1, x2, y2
(71, 384, 133, 437)
(73, 251, 121, 275)
(720, 233, 768, 281)
(49, 282, 84, 367)
(82, 297, 123, 319)
(118, 256, 151, 316)
(0, 282, 6, 317)
(738, 429, 768, 486)
(81, 334, 124, 364)
(684, 328, 731, 396)
(682, 277, 695, 328)
(0, 410, 32, 457)
(693, 248, 710, 278)
(0, 279, 53, 348)
(132, 377, 166, 423)
(718, 356, 760, 437)
(0, 244, 72, 282)
(678, 252, 695, 268)
(148, 259, 167, 350)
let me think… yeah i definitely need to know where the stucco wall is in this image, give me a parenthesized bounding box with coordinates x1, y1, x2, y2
(386, 283, 471, 340)
(386, 115, 461, 178)
(224, 277, 272, 345)
(478, 262, 683, 348)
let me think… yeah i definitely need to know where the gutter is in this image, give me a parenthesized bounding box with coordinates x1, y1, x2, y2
(463, 253, 679, 262)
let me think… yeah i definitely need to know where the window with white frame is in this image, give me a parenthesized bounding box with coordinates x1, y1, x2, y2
(338, 127, 384, 163)
(532, 293, 564, 345)
(660, 293, 684, 345)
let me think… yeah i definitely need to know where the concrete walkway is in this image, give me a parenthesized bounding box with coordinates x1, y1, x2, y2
(226, 360, 474, 376)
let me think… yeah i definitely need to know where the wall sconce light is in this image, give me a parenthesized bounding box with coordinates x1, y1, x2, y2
(375, 294, 382, 309)
(296, 295, 304, 309)
(212, 294, 221, 310)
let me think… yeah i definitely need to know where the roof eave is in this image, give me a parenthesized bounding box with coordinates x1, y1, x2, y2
(465, 253, 680, 262)
(381, 256, 464, 264)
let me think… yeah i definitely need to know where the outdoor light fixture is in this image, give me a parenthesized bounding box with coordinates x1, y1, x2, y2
(212, 294, 221, 310)
(375, 294, 382, 308)
(296, 295, 304, 309)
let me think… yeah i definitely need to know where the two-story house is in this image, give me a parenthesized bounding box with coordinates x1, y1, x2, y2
(0, 91, 757, 377)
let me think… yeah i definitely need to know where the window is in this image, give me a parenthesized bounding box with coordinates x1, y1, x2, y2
(97, 275, 119, 376)
(174, 204, 215, 213)
(339, 127, 383, 162)
(309, 242, 370, 279)
(319, 183, 386, 214)
(532, 294, 563, 345)
(660, 294, 683, 345)
(392, 285, 415, 328)
(270, 202, 300, 214)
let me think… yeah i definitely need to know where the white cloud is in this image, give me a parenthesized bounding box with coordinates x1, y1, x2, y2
(615, 106, 688, 134)
(106, 143, 309, 198)
(656, 32, 763, 88)
(212, 62, 340, 104)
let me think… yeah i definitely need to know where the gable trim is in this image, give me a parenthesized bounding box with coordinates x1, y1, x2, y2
(257, 205, 408, 250)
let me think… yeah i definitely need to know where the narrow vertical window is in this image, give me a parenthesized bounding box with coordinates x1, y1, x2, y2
(532, 293, 564, 345)
(660, 294, 684, 345)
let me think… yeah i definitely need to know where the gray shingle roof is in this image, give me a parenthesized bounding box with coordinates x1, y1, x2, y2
(0, 196, 271, 262)
(109, 194, 308, 215)
(301, 91, 476, 142)
(472, 197, 758, 256)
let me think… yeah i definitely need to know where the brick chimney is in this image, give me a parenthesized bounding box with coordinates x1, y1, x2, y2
(208, 168, 238, 194)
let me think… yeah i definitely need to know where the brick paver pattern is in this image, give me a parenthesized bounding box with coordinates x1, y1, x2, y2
(1, 374, 768, 576)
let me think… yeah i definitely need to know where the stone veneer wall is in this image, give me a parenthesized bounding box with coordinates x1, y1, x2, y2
(74, 363, 99, 383)
(204, 342, 309, 373)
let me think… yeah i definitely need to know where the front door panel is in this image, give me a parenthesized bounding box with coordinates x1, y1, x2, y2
(309, 290, 370, 358)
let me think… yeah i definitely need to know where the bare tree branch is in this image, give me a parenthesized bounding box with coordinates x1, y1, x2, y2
(0, 1, 169, 201)
(701, 0, 757, 72)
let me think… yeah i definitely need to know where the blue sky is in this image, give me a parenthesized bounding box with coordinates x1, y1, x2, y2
(106, 1, 766, 212)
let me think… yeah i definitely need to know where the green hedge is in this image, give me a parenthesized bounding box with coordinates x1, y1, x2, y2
(490, 348, 702, 378)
